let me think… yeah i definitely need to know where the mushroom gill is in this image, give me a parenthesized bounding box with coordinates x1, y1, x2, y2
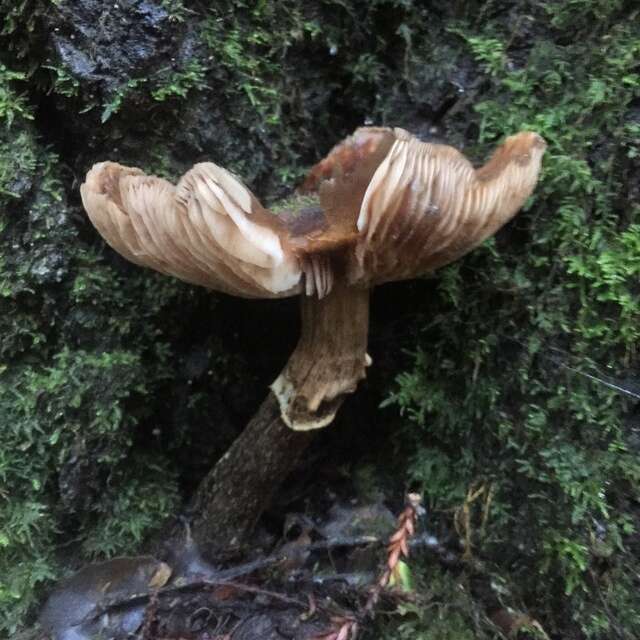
(80, 128, 546, 431)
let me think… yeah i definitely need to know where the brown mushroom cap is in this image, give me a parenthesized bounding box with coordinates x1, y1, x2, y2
(80, 127, 546, 430)
(350, 129, 547, 284)
(81, 161, 302, 298)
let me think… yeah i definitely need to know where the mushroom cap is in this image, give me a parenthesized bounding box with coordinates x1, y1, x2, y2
(80, 128, 546, 298)
(349, 129, 547, 285)
(81, 161, 302, 298)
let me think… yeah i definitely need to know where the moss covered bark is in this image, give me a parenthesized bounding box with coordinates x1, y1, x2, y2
(1, 0, 639, 637)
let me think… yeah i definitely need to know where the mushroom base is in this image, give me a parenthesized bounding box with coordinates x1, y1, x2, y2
(188, 394, 314, 550)
(271, 283, 370, 430)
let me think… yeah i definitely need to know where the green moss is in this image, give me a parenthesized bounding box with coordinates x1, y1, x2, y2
(0, 1, 55, 73)
(0, 67, 195, 633)
(376, 567, 498, 640)
(151, 61, 208, 102)
(0, 136, 179, 632)
(159, 0, 189, 23)
(0, 65, 33, 128)
(100, 78, 147, 123)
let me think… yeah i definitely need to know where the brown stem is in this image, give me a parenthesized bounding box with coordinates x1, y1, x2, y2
(190, 394, 313, 550)
(272, 282, 370, 431)
(189, 284, 370, 549)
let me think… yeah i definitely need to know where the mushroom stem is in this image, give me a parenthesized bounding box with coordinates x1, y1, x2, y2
(188, 283, 370, 549)
(189, 394, 314, 550)
(271, 281, 371, 430)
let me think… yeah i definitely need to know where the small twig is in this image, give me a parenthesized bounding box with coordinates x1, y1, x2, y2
(215, 535, 382, 580)
(193, 532, 444, 584)
(90, 579, 307, 622)
(140, 590, 159, 640)
(454, 481, 488, 560)
(362, 493, 422, 619)
(313, 615, 358, 640)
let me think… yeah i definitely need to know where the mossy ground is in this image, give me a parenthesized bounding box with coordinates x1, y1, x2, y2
(1, 0, 639, 637)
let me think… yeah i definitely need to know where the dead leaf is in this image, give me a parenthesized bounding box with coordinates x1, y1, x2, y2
(148, 561, 172, 589)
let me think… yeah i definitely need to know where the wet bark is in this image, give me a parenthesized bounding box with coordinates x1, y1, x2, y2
(189, 393, 315, 550)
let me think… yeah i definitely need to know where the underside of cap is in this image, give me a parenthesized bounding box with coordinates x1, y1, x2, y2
(81, 161, 303, 299)
(349, 130, 546, 286)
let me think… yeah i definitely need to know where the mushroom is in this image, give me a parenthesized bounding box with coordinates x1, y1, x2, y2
(81, 127, 546, 432)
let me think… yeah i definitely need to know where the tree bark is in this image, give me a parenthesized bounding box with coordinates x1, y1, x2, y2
(189, 393, 314, 550)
